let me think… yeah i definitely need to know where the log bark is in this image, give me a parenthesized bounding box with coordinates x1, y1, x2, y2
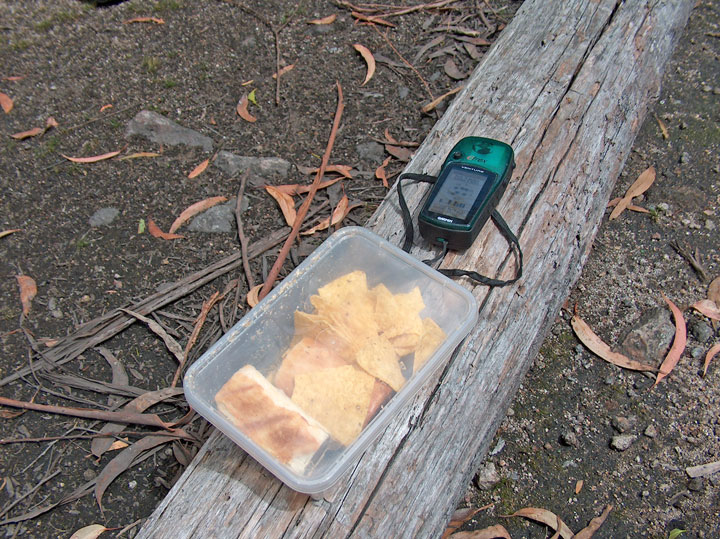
(138, 0, 693, 537)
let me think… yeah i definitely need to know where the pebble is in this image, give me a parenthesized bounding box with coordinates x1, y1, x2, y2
(612, 416, 632, 433)
(691, 320, 713, 343)
(83, 469, 96, 481)
(644, 425, 658, 438)
(687, 477, 703, 492)
(560, 430, 579, 447)
(475, 462, 500, 490)
(187, 200, 236, 234)
(690, 346, 704, 359)
(89, 207, 120, 227)
(125, 110, 213, 151)
(679, 152, 690, 164)
(355, 141, 385, 165)
(610, 434, 637, 451)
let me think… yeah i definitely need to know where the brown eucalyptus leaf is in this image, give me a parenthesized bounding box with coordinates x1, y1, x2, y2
(95, 434, 176, 512)
(353, 44, 376, 86)
(169, 196, 227, 233)
(272, 177, 342, 196)
(0, 229, 22, 239)
(450, 525, 511, 538)
(16, 275, 37, 316)
(375, 156, 392, 189)
(708, 276, 720, 306)
(386, 144, 413, 162)
(503, 507, 574, 539)
(308, 14, 336, 24)
(69, 524, 109, 539)
(122, 309, 184, 364)
(187, 158, 209, 179)
(691, 299, 720, 321)
(703, 342, 720, 377)
(0, 92, 13, 113)
(247, 283, 263, 308)
(571, 315, 655, 372)
(272, 64, 295, 79)
(421, 86, 463, 113)
(609, 166, 655, 220)
(147, 218, 184, 240)
(62, 149, 123, 163)
(11, 126, 44, 140)
(123, 16, 165, 24)
(265, 185, 297, 227)
(574, 505, 612, 538)
(236, 94, 257, 123)
(654, 294, 687, 387)
(444, 58, 468, 80)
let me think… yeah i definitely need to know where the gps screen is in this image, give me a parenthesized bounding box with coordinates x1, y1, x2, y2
(427, 167, 491, 220)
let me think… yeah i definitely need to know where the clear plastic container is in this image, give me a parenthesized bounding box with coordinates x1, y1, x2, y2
(184, 227, 478, 493)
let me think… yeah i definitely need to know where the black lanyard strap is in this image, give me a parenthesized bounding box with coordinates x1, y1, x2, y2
(396, 173, 523, 287)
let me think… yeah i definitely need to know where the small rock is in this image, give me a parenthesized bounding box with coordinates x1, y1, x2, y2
(83, 469, 96, 481)
(610, 434, 637, 451)
(690, 321, 713, 343)
(657, 202, 670, 213)
(213, 151, 291, 185)
(398, 86, 410, 99)
(620, 308, 675, 364)
(544, 442, 553, 451)
(690, 346, 704, 359)
(187, 200, 236, 233)
(706, 219, 716, 231)
(679, 152, 690, 164)
(89, 207, 120, 227)
(687, 477, 703, 492)
(560, 430, 579, 447)
(355, 141, 385, 165)
(125, 110, 213, 151)
(612, 416, 632, 433)
(474, 462, 500, 490)
(489, 438, 505, 456)
(644, 425, 658, 438)
(128, 480, 137, 490)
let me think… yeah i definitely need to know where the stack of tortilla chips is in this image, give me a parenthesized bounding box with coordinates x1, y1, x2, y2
(274, 270, 446, 447)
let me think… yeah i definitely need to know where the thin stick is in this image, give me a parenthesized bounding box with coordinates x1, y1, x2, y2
(1, 430, 194, 445)
(259, 83, 345, 300)
(235, 170, 255, 289)
(374, 26, 434, 100)
(0, 469, 61, 519)
(0, 396, 175, 431)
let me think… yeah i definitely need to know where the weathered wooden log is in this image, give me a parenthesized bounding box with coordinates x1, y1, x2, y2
(138, 0, 693, 536)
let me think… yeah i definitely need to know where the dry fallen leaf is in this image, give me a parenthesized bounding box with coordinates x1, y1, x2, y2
(353, 44, 376, 86)
(571, 314, 656, 372)
(0, 229, 22, 239)
(309, 14, 336, 24)
(606, 197, 650, 214)
(123, 17, 165, 24)
(187, 158, 210, 179)
(62, 149, 123, 163)
(386, 144, 413, 162)
(422, 86, 463, 113)
(375, 155, 392, 189)
(654, 294, 687, 387)
(703, 342, 720, 377)
(0, 92, 13, 113)
(236, 93, 257, 123)
(265, 185, 297, 227)
(272, 177, 342, 196)
(69, 524, 109, 539)
(297, 164, 353, 178)
(99, 104, 113, 112)
(11, 127, 44, 140)
(118, 152, 161, 160)
(246, 283, 263, 308)
(575, 480, 584, 494)
(609, 165, 656, 220)
(301, 195, 359, 235)
(708, 276, 720, 306)
(108, 439, 129, 451)
(272, 64, 295, 79)
(442, 506, 493, 538)
(169, 196, 227, 233)
(16, 275, 37, 316)
(574, 505, 613, 539)
(450, 525, 511, 538)
(691, 299, 720, 321)
(2, 75, 25, 82)
(444, 58, 467, 80)
(147, 218, 184, 240)
(503, 507, 574, 539)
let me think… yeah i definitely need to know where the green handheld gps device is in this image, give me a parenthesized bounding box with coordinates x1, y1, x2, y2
(396, 136, 522, 288)
(418, 137, 514, 251)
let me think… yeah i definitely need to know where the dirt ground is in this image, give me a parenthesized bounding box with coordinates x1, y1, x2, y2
(0, 0, 717, 537)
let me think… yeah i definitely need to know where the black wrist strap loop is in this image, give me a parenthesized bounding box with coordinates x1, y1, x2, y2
(396, 173, 523, 287)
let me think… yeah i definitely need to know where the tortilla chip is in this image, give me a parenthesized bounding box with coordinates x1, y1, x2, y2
(365, 380, 393, 426)
(355, 334, 405, 391)
(373, 284, 424, 355)
(292, 365, 375, 446)
(274, 337, 348, 396)
(413, 317, 447, 374)
(310, 273, 379, 344)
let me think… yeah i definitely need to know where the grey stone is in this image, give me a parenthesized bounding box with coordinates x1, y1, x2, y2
(474, 462, 500, 490)
(612, 416, 632, 433)
(644, 424, 658, 438)
(213, 151, 291, 186)
(125, 110, 213, 151)
(690, 320, 713, 343)
(187, 200, 237, 233)
(355, 141, 385, 165)
(560, 430, 579, 447)
(610, 434, 637, 451)
(620, 307, 675, 364)
(89, 207, 120, 227)
(690, 346, 704, 359)
(398, 86, 410, 99)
